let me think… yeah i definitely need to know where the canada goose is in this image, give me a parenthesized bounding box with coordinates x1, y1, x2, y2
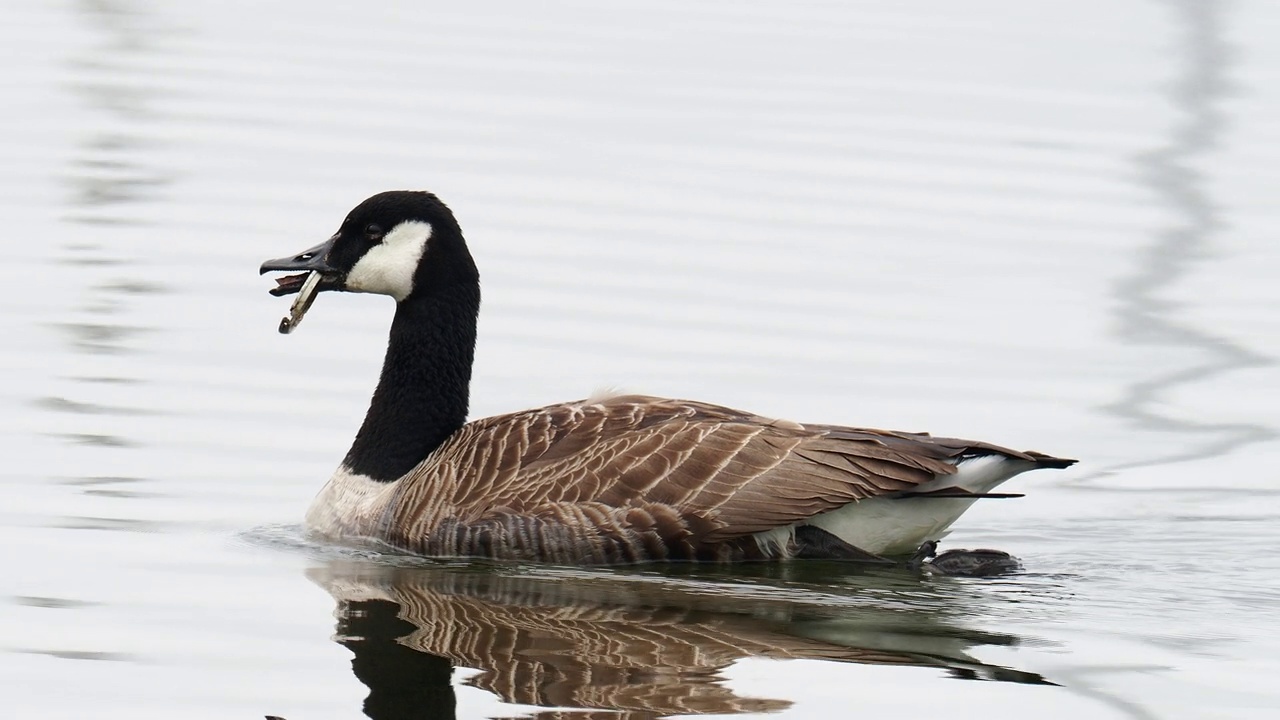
(261, 191, 1075, 564)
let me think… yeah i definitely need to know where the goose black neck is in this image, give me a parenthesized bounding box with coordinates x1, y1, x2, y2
(342, 281, 480, 482)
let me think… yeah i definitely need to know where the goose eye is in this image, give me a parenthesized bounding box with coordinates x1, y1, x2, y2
(364, 223, 384, 240)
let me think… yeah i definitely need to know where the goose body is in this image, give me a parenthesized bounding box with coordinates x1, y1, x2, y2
(262, 191, 1074, 564)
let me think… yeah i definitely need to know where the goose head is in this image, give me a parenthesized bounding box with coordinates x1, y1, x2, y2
(261, 191, 481, 479)
(260, 191, 477, 322)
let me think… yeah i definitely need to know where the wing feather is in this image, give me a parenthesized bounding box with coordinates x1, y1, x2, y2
(388, 394, 1058, 554)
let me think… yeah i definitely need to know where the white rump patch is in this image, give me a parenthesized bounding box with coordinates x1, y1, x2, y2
(914, 454, 1033, 495)
(344, 220, 433, 301)
(757, 454, 1040, 557)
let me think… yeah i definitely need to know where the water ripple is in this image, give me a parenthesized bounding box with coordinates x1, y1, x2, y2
(1100, 0, 1275, 478)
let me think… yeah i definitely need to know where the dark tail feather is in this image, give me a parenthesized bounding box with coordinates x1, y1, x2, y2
(896, 490, 1025, 500)
(1026, 452, 1077, 470)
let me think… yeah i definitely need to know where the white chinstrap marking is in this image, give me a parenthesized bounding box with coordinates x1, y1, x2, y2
(755, 454, 1038, 557)
(344, 220, 433, 301)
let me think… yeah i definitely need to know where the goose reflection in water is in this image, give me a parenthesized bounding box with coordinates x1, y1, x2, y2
(307, 561, 1051, 719)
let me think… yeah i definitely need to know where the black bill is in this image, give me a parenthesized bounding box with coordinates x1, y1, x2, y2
(261, 235, 343, 333)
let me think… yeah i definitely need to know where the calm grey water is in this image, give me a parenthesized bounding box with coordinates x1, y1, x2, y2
(3, 1, 1279, 718)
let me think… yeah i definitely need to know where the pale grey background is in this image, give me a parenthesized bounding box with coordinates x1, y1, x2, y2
(2, 1, 1277, 718)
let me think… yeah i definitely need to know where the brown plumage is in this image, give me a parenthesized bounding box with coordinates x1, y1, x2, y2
(306, 393, 1073, 563)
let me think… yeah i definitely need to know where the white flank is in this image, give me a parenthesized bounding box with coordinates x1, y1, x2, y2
(757, 454, 1039, 557)
(305, 465, 394, 540)
(344, 220, 433, 301)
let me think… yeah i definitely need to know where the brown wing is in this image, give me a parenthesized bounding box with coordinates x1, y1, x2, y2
(390, 394, 1039, 547)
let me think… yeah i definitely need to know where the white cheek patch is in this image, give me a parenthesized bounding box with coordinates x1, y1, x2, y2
(344, 220, 432, 301)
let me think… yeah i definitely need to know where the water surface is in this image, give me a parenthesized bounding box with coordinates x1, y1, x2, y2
(3, 1, 1279, 718)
